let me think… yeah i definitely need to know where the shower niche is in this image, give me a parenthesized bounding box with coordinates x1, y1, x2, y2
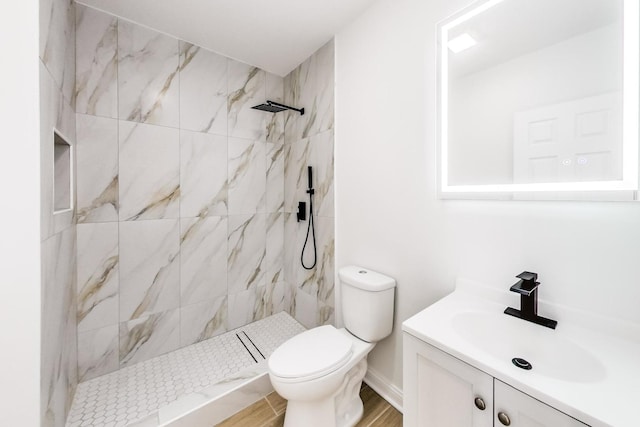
(53, 131, 72, 213)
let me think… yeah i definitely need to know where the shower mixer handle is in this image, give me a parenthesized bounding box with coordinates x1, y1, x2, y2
(297, 202, 306, 222)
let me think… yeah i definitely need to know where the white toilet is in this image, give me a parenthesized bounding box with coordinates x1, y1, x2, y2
(268, 266, 396, 427)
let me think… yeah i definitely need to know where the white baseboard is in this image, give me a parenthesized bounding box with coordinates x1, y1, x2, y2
(364, 367, 403, 413)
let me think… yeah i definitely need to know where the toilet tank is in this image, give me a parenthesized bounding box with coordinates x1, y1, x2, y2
(339, 266, 396, 343)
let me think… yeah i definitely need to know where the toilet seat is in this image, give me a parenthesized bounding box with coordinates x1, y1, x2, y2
(269, 325, 353, 383)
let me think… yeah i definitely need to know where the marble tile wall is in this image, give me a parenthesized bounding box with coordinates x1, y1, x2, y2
(283, 40, 336, 329)
(74, 4, 334, 383)
(40, 0, 78, 426)
(74, 4, 293, 382)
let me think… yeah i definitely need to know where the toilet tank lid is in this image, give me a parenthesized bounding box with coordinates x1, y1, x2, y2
(338, 266, 396, 291)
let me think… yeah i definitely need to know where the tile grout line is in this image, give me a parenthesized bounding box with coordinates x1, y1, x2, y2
(263, 396, 279, 417)
(257, 410, 281, 427)
(364, 403, 393, 427)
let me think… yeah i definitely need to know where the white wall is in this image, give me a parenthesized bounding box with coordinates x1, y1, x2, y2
(449, 24, 622, 185)
(335, 0, 640, 398)
(0, 1, 41, 426)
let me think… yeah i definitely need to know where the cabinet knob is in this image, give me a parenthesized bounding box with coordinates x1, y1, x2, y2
(474, 397, 486, 411)
(498, 412, 511, 426)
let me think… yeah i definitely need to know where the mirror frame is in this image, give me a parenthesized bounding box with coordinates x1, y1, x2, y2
(437, 0, 639, 200)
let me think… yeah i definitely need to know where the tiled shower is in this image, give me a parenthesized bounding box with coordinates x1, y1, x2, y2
(40, 1, 335, 426)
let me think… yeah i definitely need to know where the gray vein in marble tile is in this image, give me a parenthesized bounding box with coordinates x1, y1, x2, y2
(267, 144, 284, 175)
(79, 336, 118, 381)
(288, 289, 298, 318)
(77, 176, 119, 223)
(130, 251, 179, 320)
(127, 67, 179, 123)
(316, 148, 334, 216)
(126, 184, 180, 221)
(75, 19, 117, 115)
(259, 283, 278, 318)
(120, 316, 159, 363)
(181, 216, 223, 250)
(317, 239, 335, 304)
(228, 143, 256, 189)
(228, 216, 265, 291)
(245, 252, 266, 291)
(266, 115, 281, 143)
(266, 212, 281, 233)
(195, 182, 229, 218)
(291, 139, 312, 194)
(180, 216, 202, 244)
(201, 109, 222, 134)
(272, 200, 285, 213)
(301, 101, 318, 139)
(268, 271, 282, 286)
(77, 255, 118, 324)
(41, 3, 55, 64)
(82, 65, 117, 116)
(119, 29, 179, 124)
(318, 303, 334, 326)
(196, 301, 227, 342)
(179, 43, 198, 71)
(299, 270, 317, 295)
(228, 67, 260, 112)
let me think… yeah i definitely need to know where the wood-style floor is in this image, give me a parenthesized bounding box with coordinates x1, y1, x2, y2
(215, 383, 402, 427)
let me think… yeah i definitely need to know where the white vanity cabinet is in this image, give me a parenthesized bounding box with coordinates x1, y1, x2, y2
(493, 380, 587, 427)
(403, 333, 492, 426)
(403, 333, 588, 427)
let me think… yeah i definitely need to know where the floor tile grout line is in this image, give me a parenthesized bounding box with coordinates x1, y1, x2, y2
(258, 399, 281, 427)
(264, 396, 279, 416)
(364, 404, 392, 427)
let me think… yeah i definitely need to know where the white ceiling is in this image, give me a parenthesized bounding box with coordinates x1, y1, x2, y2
(76, 0, 378, 76)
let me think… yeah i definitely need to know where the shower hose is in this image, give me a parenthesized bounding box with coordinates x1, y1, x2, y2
(301, 171, 317, 270)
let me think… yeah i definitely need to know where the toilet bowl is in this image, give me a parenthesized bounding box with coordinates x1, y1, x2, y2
(269, 326, 374, 427)
(268, 266, 396, 427)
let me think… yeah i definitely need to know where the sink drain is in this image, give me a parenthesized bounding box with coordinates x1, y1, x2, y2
(512, 357, 532, 370)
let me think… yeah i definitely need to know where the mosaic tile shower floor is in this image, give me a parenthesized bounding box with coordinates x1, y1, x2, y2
(66, 312, 305, 427)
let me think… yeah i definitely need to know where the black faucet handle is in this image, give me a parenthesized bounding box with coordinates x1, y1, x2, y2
(516, 271, 538, 282)
(510, 279, 539, 296)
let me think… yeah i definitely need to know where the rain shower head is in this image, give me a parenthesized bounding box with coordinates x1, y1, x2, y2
(252, 102, 287, 113)
(251, 100, 304, 115)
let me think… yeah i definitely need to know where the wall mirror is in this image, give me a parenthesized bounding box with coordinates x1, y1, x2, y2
(437, 0, 639, 200)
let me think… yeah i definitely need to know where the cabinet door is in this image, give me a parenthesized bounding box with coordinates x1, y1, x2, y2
(494, 380, 589, 427)
(403, 333, 493, 427)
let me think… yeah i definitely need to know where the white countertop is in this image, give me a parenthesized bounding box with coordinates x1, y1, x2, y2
(402, 279, 640, 427)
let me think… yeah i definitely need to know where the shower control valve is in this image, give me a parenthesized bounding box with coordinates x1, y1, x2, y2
(296, 201, 307, 222)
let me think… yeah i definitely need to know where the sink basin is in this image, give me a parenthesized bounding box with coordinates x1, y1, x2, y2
(452, 311, 606, 383)
(403, 281, 640, 427)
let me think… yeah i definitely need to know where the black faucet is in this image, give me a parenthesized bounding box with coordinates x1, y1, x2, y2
(504, 271, 557, 329)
